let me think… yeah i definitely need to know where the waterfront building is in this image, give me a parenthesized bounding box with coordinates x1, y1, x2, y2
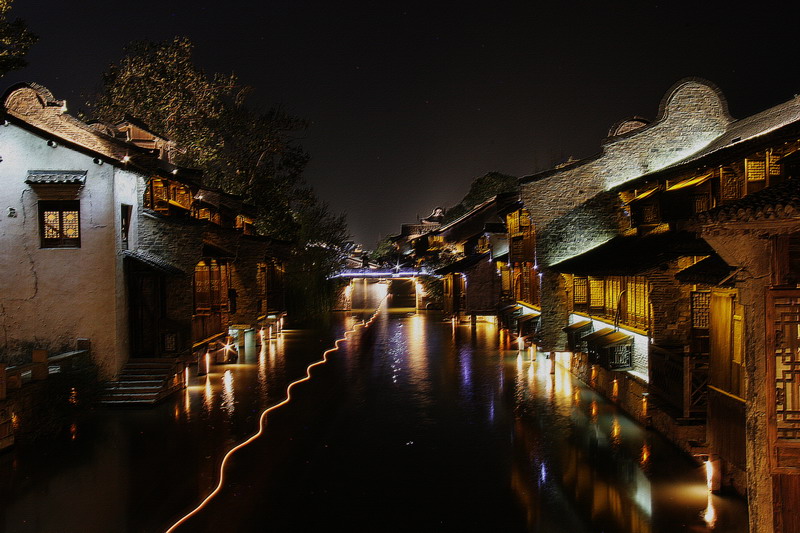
(0, 83, 287, 406)
(518, 78, 800, 532)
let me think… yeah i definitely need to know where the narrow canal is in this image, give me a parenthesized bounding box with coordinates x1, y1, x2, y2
(1, 283, 748, 532)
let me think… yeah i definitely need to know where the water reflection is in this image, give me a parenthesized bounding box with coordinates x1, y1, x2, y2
(0, 310, 748, 533)
(221, 370, 235, 416)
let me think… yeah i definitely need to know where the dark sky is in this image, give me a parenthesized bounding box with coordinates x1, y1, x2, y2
(6, 1, 800, 246)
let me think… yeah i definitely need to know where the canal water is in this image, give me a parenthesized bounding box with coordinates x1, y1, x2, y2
(1, 287, 748, 532)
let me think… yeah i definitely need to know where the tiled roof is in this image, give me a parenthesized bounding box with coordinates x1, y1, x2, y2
(675, 254, 735, 286)
(123, 250, 185, 275)
(674, 95, 800, 167)
(550, 231, 714, 276)
(435, 251, 491, 275)
(25, 170, 86, 185)
(697, 178, 800, 224)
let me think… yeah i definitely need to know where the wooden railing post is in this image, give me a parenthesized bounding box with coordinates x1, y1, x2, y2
(683, 353, 691, 419)
(0, 363, 6, 400)
(32, 349, 48, 381)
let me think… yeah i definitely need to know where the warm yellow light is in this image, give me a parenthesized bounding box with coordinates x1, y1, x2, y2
(165, 295, 388, 533)
(641, 443, 650, 464)
(205, 352, 211, 374)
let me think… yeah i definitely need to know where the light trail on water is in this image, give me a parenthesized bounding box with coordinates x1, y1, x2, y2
(165, 298, 386, 533)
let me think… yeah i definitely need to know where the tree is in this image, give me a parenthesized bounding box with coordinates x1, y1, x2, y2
(0, 0, 37, 77)
(92, 37, 350, 319)
(442, 171, 518, 224)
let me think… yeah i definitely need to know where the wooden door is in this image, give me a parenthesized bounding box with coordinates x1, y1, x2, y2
(129, 270, 163, 357)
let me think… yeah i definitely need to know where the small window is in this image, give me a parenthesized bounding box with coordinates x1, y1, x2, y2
(39, 200, 80, 248)
(121, 204, 132, 250)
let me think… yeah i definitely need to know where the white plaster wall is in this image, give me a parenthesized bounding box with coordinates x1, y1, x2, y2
(0, 123, 137, 376)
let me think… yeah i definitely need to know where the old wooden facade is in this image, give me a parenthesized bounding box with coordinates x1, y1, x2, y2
(517, 78, 800, 533)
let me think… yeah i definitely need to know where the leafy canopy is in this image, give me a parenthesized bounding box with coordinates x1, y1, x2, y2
(92, 37, 350, 320)
(0, 0, 37, 77)
(442, 171, 518, 224)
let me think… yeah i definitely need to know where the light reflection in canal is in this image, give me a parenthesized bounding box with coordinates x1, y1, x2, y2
(0, 308, 748, 533)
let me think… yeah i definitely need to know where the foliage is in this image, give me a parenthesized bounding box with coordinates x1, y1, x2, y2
(369, 235, 398, 265)
(0, 0, 37, 77)
(92, 37, 350, 317)
(442, 171, 518, 224)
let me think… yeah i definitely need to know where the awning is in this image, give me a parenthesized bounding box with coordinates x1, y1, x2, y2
(593, 331, 632, 348)
(581, 327, 615, 344)
(626, 186, 658, 204)
(551, 231, 714, 276)
(202, 242, 235, 258)
(666, 173, 713, 191)
(168, 199, 190, 210)
(26, 170, 86, 185)
(435, 252, 491, 275)
(123, 250, 184, 275)
(563, 320, 592, 333)
(675, 253, 735, 286)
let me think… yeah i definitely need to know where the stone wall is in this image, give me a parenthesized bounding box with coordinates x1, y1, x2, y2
(465, 259, 500, 314)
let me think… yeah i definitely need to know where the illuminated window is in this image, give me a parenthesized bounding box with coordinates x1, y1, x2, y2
(627, 277, 649, 328)
(121, 204, 132, 250)
(39, 201, 80, 248)
(573, 277, 588, 305)
(589, 277, 605, 309)
(691, 291, 711, 329)
(745, 158, 766, 182)
(605, 276, 622, 314)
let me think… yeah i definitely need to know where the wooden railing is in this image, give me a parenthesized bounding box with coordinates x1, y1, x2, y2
(0, 348, 90, 401)
(648, 345, 707, 419)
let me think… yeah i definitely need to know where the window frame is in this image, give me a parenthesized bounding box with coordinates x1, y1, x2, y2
(39, 200, 81, 248)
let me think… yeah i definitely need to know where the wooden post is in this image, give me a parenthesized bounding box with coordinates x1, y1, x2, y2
(32, 349, 48, 380)
(0, 363, 6, 400)
(550, 351, 556, 374)
(683, 354, 691, 419)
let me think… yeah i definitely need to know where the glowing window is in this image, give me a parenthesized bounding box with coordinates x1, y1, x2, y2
(573, 277, 588, 305)
(589, 277, 605, 308)
(39, 201, 80, 248)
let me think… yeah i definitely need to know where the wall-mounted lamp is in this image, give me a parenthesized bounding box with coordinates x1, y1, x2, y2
(93, 158, 103, 165)
(47, 140, 57, 148)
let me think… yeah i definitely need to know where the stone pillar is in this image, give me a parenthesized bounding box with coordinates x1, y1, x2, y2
(539, 269, 570, 352)
(31, 349, 48, 381)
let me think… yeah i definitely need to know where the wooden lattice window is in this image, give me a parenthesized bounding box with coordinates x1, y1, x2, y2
(194, 261, 211, 311)
(573, 277, 588, 305)
(171, 185, 191, 208)
(39, 200, 80, 248)
(627, 277, 649, 327)
(605, 276, 623, 316)
(589, 277, 605, 309)
(692, 291, 711, 329)
(745, 158, 767, 182)
(641, 203, 660, 224)
(693, 194, 710, 214)
(767, 290, 800, 475)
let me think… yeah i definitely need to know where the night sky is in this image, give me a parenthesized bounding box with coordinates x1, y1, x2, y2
(6, 1, 800, 246)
